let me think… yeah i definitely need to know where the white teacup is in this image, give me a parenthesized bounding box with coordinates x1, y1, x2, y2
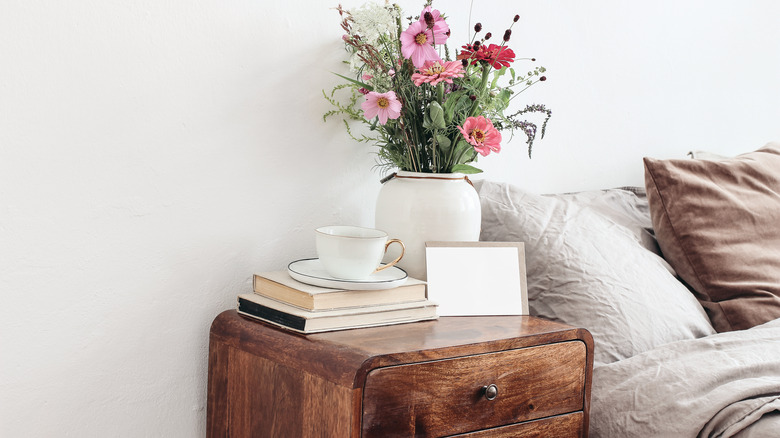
(315, 225, 405, 280)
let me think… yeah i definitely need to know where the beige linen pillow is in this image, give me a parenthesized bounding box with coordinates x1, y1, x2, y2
(477, 181, 715, 365)
(643, 143, 780, 332)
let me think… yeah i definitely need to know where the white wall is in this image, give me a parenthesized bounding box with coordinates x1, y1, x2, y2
(1, 1, 778, 436)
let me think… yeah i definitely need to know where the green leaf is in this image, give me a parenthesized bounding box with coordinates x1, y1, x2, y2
(454, 139, 471, 156)
(428, 101, 446, 130)
(435, 134, 451, 150)
(490, 66, 507, 89)
(422, 113, 432, 129)
(443, 91, 467, 124)
(330, 72, 373, 91)
(495, 89, 512, 112)
(451, 164, 483, 174)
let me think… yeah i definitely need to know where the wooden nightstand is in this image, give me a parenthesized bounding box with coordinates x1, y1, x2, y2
(207, 310, 593, 437)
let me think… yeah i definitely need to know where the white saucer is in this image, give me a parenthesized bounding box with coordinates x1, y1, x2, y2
(287, 258, 408, 290)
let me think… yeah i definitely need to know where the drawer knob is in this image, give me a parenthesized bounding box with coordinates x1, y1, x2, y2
(482, 384, 498, 401)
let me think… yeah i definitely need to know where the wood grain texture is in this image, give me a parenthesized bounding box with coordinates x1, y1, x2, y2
(211, 310, 592, 388)
(206, 335, 230, 437)
(361, 342, 586, 437)
(207, 310, 594, 437)
(580, 329, 593, 437)
(454, 412, 584, 437)
(226, 348, 302, 437)
(209, 344, 356, 438)
(301, 373, 353, 437)
(210, 311, 369, 389)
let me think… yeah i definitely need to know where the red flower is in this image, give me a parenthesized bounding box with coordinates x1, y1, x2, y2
(457, 43, 516, 69)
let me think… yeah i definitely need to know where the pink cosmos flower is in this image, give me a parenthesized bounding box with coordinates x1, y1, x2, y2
(400, 21, 441, 68)
(420, 6, 450, 45)
(458, 116, 502, 156)
(411, 60, 465, 86)
(361, 91, 402, 125)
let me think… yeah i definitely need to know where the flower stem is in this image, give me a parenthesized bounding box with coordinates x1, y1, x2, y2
(508, 77, 544, 103)
(468, 63, 492, 117)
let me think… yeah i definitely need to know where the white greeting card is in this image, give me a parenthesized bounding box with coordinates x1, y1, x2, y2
(425, 242, 528, 316)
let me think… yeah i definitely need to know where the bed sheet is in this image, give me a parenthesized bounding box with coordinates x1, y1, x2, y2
(591, 318, 780, 437)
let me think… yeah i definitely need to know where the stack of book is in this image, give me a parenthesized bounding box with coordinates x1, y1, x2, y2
(237, 271, 438, 333)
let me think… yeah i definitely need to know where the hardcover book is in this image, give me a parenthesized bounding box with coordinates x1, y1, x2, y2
(237, 293, 438, 334)
(253, 271, 427, 311)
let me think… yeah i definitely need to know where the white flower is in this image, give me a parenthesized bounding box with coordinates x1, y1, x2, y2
(349, 52, 364, 73)
(349, 1, 399, 46)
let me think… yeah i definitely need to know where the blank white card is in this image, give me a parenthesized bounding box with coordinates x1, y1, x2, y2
(425, 242, 529, 316)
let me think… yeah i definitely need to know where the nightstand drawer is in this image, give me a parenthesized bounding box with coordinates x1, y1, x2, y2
(453, 412, 584, 437)
(361, 341, 587, 437)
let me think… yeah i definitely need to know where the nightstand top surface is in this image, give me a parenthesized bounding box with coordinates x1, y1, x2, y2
(211, 310, 592, 388)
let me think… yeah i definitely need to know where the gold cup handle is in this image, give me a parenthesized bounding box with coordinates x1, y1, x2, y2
(374, 239, 405, 273)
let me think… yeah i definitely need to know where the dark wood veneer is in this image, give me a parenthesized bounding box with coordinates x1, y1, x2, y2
(361, 342, 586, 436)
(207, 310, 593, 437)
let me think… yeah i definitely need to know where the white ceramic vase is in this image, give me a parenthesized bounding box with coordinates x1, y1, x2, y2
(375, 171, 482, 280)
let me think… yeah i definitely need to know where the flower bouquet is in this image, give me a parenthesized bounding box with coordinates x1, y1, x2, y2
(323, 0, 551, 174)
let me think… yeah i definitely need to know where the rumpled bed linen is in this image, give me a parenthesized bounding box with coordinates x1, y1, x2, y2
(591, 318, 780, 438)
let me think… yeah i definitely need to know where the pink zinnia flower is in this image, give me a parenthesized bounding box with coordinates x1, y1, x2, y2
(361, 91, 401, 125)
(400, 21, 441, 68)
(411, 60, 465, 86)
(420, 6, 449, 45)
(458, 116, 502, 156)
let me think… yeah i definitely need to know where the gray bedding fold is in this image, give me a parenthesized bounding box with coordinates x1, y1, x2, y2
(591, 318, 780, 437)
(732, 411, 780, 438)
(704, 396, 780, 438)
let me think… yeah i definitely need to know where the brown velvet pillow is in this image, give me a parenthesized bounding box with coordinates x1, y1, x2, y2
(644, 143, 780, 332)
